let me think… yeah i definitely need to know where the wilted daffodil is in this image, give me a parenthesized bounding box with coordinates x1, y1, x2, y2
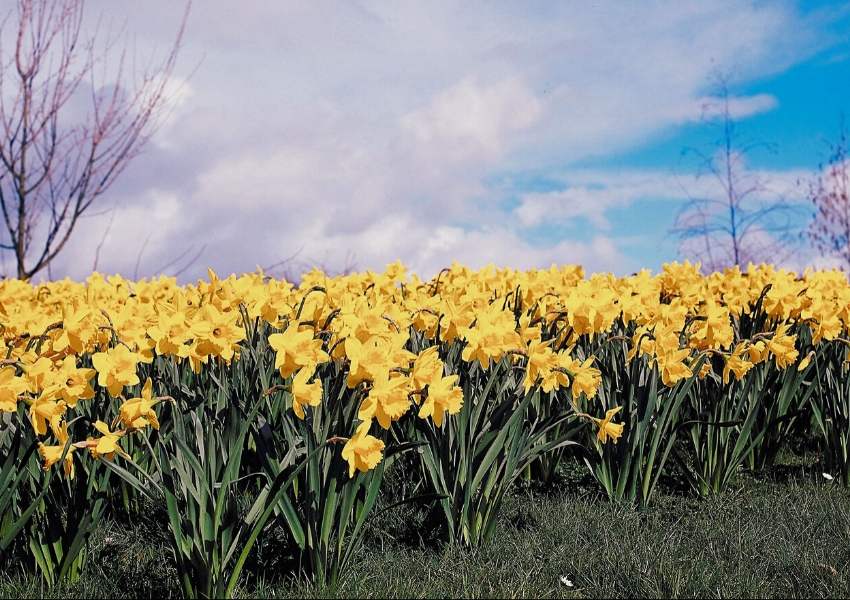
(341, 421, 385, 478)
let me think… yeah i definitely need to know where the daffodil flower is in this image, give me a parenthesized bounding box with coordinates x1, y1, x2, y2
(341, 421, 385, 478)
(591, 406, 625, 445)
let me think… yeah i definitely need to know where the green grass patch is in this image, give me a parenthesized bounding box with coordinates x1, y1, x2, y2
(2, 462, 849, 599)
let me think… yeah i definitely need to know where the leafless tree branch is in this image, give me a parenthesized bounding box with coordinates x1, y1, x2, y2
(132, 230, 151, 280)
(806, 118, 850, 272)
(0, 0, 190, 279)
(172, 242, 205, 278)
(670, 72, 802, 273)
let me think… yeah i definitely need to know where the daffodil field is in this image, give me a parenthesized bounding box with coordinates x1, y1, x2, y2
(1, 261, 849, 597)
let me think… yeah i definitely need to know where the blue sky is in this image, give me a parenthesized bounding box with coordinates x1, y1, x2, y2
(495, 2, 850, 273)
(22, 1, 850, 280)
(583, 2, 850, 269)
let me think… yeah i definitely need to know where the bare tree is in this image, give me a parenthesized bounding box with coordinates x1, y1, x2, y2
(807, 123, 850, 272)
(155, 242, 207, 279)
(0, 0, 189, 280)
(671, 75, 802, 272)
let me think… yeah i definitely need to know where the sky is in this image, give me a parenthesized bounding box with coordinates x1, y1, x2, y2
(28, 0, 850, 281)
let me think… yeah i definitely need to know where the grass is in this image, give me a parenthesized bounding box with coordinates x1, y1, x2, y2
(2, 460, 850, 599)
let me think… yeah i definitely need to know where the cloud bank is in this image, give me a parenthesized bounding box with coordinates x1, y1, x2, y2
(40, 1, 832, 281)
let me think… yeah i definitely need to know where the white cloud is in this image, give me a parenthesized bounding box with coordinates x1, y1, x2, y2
(306, 219, 630, 278)
(696, 93, 779, 120)
(36, 1, 834, 281)
(152, 76, 196, 149)
(514, 166, 810, 231)
(400, 77, 542, 163)
(407, 227, 626, 276)
(58, 189, 188, 277)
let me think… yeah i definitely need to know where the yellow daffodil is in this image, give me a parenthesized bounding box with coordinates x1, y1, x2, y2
(54, 356, 96, 407)
(592, 406, 625, 444)
(291, 367, 323, 419)
(37, 419, 75, 478)
(268, 325, 329, 379)
(767, 326, 799, 369)
(117, 378, 161, 430)
(29, 387, 66, 436)
(722, 343, 754, 385)
(417, 374, 463, 426)
(0, 367, 27, 413)
(341, 421, 385, 478)
(410, 346, 444, 393)
(91, 345, 142, 397)
(86, 420, 129, 461)
(357, 374, 410, 429)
